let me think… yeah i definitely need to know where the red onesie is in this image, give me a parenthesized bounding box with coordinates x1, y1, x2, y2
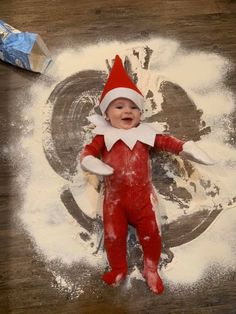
(80, 133, 183, 289)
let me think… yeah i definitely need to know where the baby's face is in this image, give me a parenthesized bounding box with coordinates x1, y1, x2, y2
(105, 98, 141, 129)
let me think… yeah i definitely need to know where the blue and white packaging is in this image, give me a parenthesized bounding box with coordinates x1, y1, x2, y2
(0, 20, 52, 73)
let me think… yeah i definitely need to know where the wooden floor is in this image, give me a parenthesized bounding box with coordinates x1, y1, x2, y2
(1, 1, 236, 313)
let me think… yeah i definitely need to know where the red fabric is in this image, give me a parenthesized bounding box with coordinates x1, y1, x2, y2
(100, 55, 143, 103)
(81, 134, 183, 189)
(80, 134, 183, 289)
(103, 182, 161, 272)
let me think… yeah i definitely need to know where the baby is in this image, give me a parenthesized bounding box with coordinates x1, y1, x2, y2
(80, 55, 213, 294)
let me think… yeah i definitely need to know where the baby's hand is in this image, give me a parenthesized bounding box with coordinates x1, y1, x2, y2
(81, 155, 114, 176)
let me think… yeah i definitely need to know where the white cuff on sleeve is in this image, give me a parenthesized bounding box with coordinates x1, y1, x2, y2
(81, 155, 114, 176)
(180, 141, 214, 165)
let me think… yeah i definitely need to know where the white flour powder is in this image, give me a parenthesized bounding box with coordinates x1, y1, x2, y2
(16, 38, 236, 296)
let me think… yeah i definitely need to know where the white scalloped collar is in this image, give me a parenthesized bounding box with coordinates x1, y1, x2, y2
(87, 114, 162, 151)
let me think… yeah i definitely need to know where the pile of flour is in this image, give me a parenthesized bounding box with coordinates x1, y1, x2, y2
(16, 38, 236, 296)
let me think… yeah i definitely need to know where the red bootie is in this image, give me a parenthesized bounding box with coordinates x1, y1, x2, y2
(143, 270, 164, 295)
(102, 270, 127, 286)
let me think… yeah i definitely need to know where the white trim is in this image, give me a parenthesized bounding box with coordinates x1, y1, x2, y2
(88, 114, 163, 151)
(100, 87, 144, 115)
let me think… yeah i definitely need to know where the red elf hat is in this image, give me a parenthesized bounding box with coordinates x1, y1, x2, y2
(99, 55, 144, 115)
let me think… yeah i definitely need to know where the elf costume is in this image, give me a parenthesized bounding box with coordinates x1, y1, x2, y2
(80, 55, 213, 294)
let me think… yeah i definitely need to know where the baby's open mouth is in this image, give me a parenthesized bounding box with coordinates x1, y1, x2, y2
(122, 118, 133, 121)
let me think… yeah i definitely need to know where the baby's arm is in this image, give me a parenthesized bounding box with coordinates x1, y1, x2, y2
(154, 135, 184, 155)
(154, 135, 214, 165)
(80, 135, 114, 176)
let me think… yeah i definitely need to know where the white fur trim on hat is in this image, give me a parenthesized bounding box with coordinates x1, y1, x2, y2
(100, 87, 144, 115)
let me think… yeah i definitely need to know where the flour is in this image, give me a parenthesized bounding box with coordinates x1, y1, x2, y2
(152, 51, 230, 92)
(125, 266, 145, 290)
(51, 270, 85, 298)
(17, 37, 236, 296)
(164, 204, 236, 285)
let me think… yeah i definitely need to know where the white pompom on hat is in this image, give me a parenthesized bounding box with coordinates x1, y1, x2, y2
(99, 55, 144, 115)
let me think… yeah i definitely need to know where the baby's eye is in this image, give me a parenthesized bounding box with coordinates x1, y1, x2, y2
(116, 106, 123, 109)
(131, 106, 138, 109)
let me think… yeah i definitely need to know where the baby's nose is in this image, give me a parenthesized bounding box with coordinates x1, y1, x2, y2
(124, 106, 132, 113)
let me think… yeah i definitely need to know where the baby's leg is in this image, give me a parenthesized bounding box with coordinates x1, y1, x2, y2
(135, 208, 164, 294)
(102, 197, 128, 286)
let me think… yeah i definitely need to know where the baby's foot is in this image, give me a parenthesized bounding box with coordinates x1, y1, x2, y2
(143, 270, 164, 294)
(102, 270, 127, 286)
